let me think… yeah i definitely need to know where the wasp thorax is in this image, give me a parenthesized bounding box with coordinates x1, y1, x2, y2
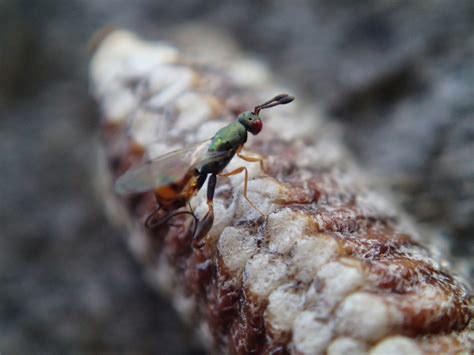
(238, 111, 263, 135)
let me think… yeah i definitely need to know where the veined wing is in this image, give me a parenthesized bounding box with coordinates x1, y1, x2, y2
(114, 139, 226, 195)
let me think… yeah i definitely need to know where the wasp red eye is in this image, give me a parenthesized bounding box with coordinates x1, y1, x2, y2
(251, 119, 262, 135)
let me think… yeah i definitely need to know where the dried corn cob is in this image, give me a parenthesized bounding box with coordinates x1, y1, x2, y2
(91, 30, 473, 354)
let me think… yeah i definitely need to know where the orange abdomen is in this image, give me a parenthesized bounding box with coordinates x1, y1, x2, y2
(154, 169, 200, 210)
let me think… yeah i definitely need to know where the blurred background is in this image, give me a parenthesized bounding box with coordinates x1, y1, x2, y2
(1, 1, 473, 353)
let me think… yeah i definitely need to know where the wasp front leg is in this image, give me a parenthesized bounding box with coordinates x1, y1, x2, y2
(193, 174, 216, 249)
(238, 150, 288, 191)
(237, 150, 267, 174)
(220, 166, 266, 217)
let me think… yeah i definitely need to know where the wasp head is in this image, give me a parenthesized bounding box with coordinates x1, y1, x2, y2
(238, 111, 263, 135)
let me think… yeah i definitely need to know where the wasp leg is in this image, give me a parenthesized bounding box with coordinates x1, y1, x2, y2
(145, 205, 162, 229)
(193, 174, 216, 249)
(219, 166, 266, 217)
(237, 152, 267, 174)
(162, 210, 198, 237)
(169, 202, 197, 229)
(238, 151, 288, 190)
(147, 208, 198, 236)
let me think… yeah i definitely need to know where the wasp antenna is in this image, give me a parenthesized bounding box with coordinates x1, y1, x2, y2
(260, 94, 289, 107)
(253, 106, 262, 115)
(273, 93, 293, 102)
(276, 95, 295, 105)
(253, 94, 295, 114)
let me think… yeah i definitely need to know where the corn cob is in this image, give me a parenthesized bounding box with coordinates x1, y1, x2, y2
(91, 30, 473, 354)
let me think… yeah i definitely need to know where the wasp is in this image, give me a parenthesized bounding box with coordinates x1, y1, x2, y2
(115, 94, 295, 248)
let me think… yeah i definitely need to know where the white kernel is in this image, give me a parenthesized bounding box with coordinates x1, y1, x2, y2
(292, 234, 338, 282)
(244, 253, 289, 298)
(370, 336, 422, 355)
(327, 337, 367, 355)
(292, 311, 334, 355)
(306, 261, 365, 317)
(218, 227, 258, 274)
(265, 284, 304, 333)
(267, 209, 308, 254)
(337, 293, 392, 341)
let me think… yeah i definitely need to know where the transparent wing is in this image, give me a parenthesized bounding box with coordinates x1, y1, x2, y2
(114, 139, 226, 195)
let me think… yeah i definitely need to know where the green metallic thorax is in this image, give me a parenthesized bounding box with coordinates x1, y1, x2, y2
(200, 121, 247, 175)
(209, 121, 247, 152)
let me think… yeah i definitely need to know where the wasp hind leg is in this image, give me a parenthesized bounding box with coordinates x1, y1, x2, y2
(146, 206, 199, 238)
(193, 174, 216, 249)
(145, 205, 163, 229)
(163, 210, 199, 238)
